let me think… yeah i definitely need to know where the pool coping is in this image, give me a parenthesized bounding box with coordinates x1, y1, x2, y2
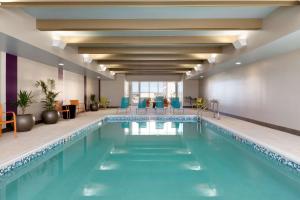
(0, 114, 300, 176)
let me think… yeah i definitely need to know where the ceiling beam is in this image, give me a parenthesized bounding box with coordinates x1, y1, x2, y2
(115, 71, 186, 74)
(97, 60, 203, 65)
(1, 0, 298, 7)
(37, 19, 262, 31)
(110, 68, 192, 71)
(78, 46, 223, 54)
(91, 54, 210, 60)
(107, 65, 194, 69)
(64, 36, 238, 45)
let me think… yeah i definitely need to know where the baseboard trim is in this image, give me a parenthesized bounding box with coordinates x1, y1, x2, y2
(219, 111, 300, 136)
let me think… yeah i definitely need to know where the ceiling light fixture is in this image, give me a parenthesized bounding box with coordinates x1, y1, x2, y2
(58, 63, 64, 66)
(235, 62, 242, 65)
(200, 75, 204, 79)
(51, 38, 66, 49)
(233, 36, 247, 49)
(208, 54, 217, 64)
(82, 54, 93, 64)
(110, 71, 116, 76)
(98, 64, 107, 72)
(97, 76, 101, 79)
(194, 64, 202, 71)
(186, 71, 191, 76)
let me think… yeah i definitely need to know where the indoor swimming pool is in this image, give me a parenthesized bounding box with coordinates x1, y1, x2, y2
(0, 118, 300, 200)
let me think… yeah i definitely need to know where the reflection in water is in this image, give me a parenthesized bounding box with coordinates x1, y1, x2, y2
(99, 161, 119, 171)
(82, 183, 107, 197)
(175, 149, 192, 155)
(110, 147, 128, 154)
(182, 161, 202, 171)
(121, 121, 183, 135)
(195, 184, 218, 197)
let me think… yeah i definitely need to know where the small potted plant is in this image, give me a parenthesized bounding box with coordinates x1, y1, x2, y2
(35, 79, 60, 124)
(90, 94, 99, 111)
(16, 90, 35, 132)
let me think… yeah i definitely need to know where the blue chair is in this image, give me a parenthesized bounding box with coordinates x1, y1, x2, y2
(118, 97, 130, 113)
(136, 98, 147, 114)
(171, 97, 184, 114)
(155, 96, 165, 113)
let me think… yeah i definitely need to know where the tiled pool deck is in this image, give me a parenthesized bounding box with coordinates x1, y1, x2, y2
(1, 108, 300, 172)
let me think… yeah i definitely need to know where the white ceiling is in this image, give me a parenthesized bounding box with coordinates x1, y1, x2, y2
(23, 7, 277, 19)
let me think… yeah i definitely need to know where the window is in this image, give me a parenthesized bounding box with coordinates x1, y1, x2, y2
(131, 82, 139, 104)
(127, 81, 183, 104)
(140, 82, 149, 98)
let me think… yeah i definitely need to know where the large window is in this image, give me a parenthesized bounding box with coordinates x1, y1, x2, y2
(129, 81, 183, 104)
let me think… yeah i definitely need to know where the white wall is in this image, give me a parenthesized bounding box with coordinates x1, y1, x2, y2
(86, 77, 99, 105)
(63, 70, 84, 104)
(0, 52, 6, 122)
(17, 57, 98, 119)
(183, 79, 199, 107)
(18, 57, 59, 120)
(100, 74, 125, 107)
(200, 49, 300, 131)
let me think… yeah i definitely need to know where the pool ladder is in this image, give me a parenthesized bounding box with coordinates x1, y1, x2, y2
(197, 99, 220, 122)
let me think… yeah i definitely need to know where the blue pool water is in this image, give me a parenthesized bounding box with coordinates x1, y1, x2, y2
(1, 120, 300, 200)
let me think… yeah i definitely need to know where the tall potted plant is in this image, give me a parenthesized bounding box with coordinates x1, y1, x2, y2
(16, 90, 35, 132)
(35, 79, 60, 124)
(90, 94, 99, 111)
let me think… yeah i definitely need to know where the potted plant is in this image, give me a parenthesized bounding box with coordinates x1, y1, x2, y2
(89, 94, 99, 111)
(16, 90, 35, 132)
(35, 79, 60, 124)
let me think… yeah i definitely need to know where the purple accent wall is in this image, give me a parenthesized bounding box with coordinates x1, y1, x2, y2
(6, 54, 17, 113)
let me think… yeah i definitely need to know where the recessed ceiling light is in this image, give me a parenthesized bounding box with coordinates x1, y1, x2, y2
(208, 54, 217, 64)
(194, 64, 202, 71)
(98, 64, 107, 72)
(235, 62, 242, 65)
(97, 76, 101, 79)
(200, 75, 204, 79)
(233, 35, 247, 49)
(58, 63, 64, 66)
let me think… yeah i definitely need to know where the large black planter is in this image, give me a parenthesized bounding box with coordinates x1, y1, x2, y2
(42, 110, 59, 124)
(16, 114, 35, 132)
(90, 104, 99, 111)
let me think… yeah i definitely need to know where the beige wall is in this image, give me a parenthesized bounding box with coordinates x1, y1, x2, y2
(199, 49, 300, 131)
(183, 79, 199, 107)
(86, 77, 99, 106)
(100, 74, 125, 107)
(63, 70, 84, 104)
(17, 57, 98, 119)
(18, 57, 59, 120)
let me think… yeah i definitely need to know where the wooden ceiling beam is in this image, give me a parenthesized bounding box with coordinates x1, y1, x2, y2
(107, 65, 194, 69)
(78, 46, 223, 54)
(1, 1, 298, 7)
(37, 19, 262, 31)
(110, 68, 192, 71)
(65, 36, 237, 45)
(115, 71, 187, 74)
(96, 60, 204, 65)
(90, 53, 210, 60)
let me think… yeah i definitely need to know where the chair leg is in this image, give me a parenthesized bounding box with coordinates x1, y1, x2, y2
(13, 121, 17, 137)
(0, 125, 2, 137)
